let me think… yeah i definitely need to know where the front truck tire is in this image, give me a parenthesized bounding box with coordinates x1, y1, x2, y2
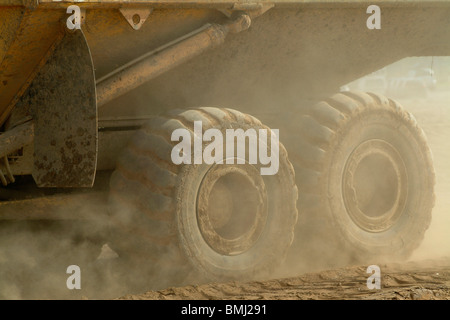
(288, 91, 435, 264)
(108, 107, 298, 281)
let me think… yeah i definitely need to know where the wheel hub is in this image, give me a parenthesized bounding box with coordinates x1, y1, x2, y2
(196, 163, 268, 256)
(342, 139, 408, 232)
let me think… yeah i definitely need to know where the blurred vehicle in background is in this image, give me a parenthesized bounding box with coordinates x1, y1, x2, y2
(343, 62, 438, 99)
(342, 68, 388, 95)
(387, 67, 437, 98)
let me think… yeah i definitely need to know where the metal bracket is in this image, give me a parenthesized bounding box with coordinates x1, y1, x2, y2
(79, 7, 87, 26)
(218, 3, 274, 19)
(119, 8, 153, 31)
(0, 156, 14, 186)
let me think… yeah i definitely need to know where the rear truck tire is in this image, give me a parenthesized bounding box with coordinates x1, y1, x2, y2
(286, 91, 435, 264)
(108, 107, 298, 281)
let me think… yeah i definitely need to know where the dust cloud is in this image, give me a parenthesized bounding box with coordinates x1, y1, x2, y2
(1, 57, 450, 300)
(0, 187, 219, 299)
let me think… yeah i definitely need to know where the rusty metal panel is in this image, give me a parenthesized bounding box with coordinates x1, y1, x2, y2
(0, 0, 36, 6)
(37, 0, 450, 8)
(0, 8, 64, 126)
(29, 30, 97, 187)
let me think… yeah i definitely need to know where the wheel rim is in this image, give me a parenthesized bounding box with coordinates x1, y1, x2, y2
(196, 163, 268, 256)
(342, 139, 408, 232)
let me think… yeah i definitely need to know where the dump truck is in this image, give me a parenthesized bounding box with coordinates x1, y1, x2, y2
(0, 0, 442, 282)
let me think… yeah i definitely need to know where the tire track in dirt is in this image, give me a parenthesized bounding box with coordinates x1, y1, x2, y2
(118, 258, 450, 300)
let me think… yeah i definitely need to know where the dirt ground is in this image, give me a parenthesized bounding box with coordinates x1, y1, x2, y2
(119, 258, 450, 300)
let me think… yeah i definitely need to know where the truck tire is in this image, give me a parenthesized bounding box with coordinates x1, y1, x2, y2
(287, 91, 435, 263)
(108, 107, 298, 280)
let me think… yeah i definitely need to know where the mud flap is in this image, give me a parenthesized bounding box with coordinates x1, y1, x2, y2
(31, 30, 97, 187)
